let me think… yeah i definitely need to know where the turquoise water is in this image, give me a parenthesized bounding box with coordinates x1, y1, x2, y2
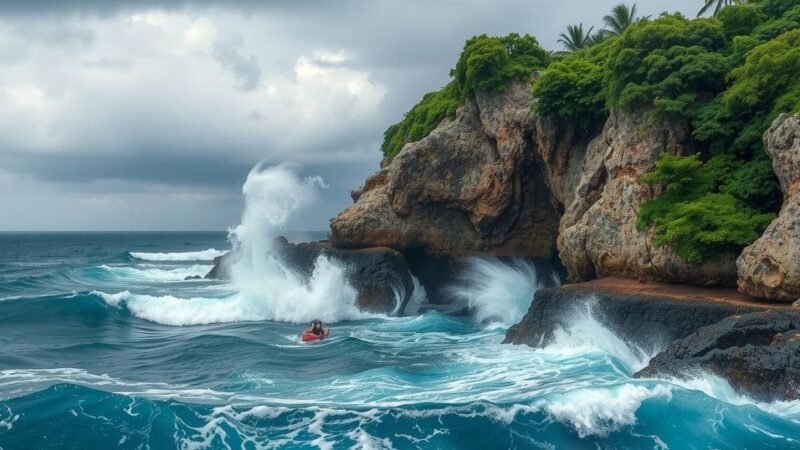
(1, 232, 800, 449)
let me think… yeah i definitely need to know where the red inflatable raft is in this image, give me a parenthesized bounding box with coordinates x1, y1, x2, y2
(302, 333, 324, 342)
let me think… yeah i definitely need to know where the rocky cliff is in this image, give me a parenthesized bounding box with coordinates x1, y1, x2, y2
(557, 110, 739, 287)
(331, 79, 751, 287)
(329, 79, 586, 259)
(738, 113, 800, 302)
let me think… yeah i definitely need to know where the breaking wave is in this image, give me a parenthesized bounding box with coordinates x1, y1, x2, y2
(129, 249, 226, 261)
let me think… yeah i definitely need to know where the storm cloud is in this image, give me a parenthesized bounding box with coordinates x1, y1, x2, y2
(0, 0, 698, 231)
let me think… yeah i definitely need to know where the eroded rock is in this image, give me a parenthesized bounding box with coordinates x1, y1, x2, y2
(738, 113, 800, 302)
(329, 79, 572, 258)
(558, 109, 738, 286)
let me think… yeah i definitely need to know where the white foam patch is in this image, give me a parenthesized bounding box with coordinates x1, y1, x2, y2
(543, 298, 654, 373)
(444, 257, 549, 326)
(91, 290, 130, 307)
(96, 265, 212, 282)
(129, 249, 226, 261)
(540, 384, 672, 438)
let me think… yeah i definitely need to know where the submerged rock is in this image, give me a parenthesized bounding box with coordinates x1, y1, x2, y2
(635, 311, 800, 402)
(204, 238, 415, 315)
(738, 113, 800, 302)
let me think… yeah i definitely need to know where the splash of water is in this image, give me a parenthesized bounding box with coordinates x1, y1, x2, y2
(98, 164, 376, 325)
(543, 297, 655, 373)
(224, 163, 374, 324)
(444, 257, 550, 326)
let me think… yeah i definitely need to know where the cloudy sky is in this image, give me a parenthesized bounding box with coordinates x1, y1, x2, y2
(0, 0, 698, 231)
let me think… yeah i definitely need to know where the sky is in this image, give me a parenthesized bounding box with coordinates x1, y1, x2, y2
(0, 0, 699, 231)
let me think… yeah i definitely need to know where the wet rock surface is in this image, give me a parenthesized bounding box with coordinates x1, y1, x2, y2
(636, 311, 800, 402)
(503, 284, 760, 351)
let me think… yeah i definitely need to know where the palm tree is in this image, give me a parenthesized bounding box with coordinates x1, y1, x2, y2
(602, 3, 642, 35)
(697, 0, 746, 17)
(558, 24, 595, 51)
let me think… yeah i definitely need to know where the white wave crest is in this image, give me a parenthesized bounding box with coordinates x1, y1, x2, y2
(543, 297, 655, 373)
(129, 249, 226, 261)
(445, 257, 552, 326)
(96, 265, 212, 282)
(540, 384, 672, 438)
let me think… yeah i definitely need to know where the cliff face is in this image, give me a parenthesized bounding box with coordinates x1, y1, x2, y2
(331, 78, 800, 292)
(558, 110, 738, 286)
(330, 79, 583, 258)
(738, 113, 800, 302)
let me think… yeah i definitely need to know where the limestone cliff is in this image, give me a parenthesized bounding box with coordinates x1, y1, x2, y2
(329, 79, 585, 258)
(738, 113, 800, 302)
(331, 80, 799, 291)
(557, 110, 738, 286)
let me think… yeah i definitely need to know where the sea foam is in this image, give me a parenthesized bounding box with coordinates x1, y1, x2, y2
(129, 249, 226, 261)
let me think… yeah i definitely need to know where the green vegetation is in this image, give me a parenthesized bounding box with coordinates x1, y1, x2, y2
(699, 0, 747, 17)
(535, 1, 798, 263)
(558, 24, 596, 51)
(637, 154, 775, 263)
(381, 34, 548, 161)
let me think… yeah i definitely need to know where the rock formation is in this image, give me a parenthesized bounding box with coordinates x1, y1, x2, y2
(557, 110, 738, 286)
(331, 78, 743, 287)
(636, 311, 800, 402)
(738, 113, 800, 302)
(329, 79, 573, 258)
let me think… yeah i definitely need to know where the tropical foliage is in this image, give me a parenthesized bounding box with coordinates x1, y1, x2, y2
(699, 0, 747, 17)
(558, 24, 596, 50)
(381, 34, 548, 161)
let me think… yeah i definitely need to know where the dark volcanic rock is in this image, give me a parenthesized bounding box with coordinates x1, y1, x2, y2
(204, 238, 415, 314)
(635, 311, 800, 402)
(184, 275, 203, 280)
(504, 286, 761, 352)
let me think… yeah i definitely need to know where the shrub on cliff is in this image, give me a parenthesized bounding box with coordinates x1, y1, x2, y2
(606, 14, 729, 121)
(637, 153, 776, 263)
(532, 41, 611, 132)
(381, 34, 548, 161)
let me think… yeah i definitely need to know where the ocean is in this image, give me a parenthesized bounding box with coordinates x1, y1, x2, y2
(1, 231, 799, 449)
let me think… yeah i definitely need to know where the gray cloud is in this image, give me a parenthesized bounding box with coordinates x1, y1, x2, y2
(0, 0, 700, 231)
(212, 33, 261, 91)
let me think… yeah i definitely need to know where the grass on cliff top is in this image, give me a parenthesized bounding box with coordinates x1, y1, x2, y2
(380, 34, 549, 161)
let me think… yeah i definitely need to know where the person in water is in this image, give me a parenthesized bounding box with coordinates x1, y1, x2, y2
(303, 320, 329, 340)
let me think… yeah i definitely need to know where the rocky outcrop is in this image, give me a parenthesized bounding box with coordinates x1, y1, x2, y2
(503, 280, 764, 351)
(205, 238, 415, 314)
(332, 77, 743, 286)
(558, 110, 738, 287)
(329, 79, 588, 258)
(636, 311, 800, 402)
(738, 113, 800, 302)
